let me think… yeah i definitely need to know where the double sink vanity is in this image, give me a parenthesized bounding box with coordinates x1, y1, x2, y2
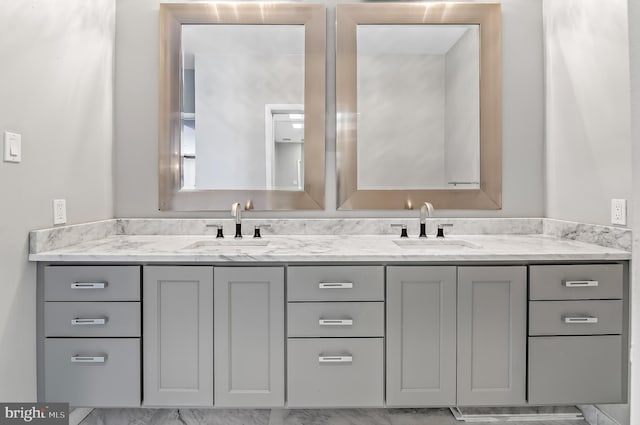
(29, 1, 630, 413)
(31, 219, 630, 410)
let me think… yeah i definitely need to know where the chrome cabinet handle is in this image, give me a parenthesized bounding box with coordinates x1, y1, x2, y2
(564, 280, 598, 287)
(319, 319, 353, 326)
(318, 355, 353, 364)
(318, 282, 353, 289)
(71, 282, 106, 289)
(71, 356, 106, 364)
(71, 318, 107, 326)
(564, 316, 599, 324)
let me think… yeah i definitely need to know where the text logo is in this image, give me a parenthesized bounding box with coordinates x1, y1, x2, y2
(0, 404, 68, 425)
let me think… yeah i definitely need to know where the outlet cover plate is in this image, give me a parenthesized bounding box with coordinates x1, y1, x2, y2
(53, 199, 67, 225)
(611, 199, 627, 225)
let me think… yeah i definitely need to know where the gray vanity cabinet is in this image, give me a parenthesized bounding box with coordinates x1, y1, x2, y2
(286, 266, 384, 408)
(528, 264, 626, 405)
(457, 266, 527, 406)
(386, 266, 457, 407)
(43, 265, 141, 407)
(143, 266, 214, 406)
(214, 267, 285, 407)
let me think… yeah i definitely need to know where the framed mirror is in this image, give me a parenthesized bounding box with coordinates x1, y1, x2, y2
(336, 3, 502, 210)
(159, 3, 326, 211)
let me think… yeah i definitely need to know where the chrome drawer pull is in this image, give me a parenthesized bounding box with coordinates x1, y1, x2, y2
(71, 356, 106, 364)
(71, 282, 107, 289)
(318, 355, 353, 364)
(319, 319, 353, 326)
(564, 280, 598, 287)
(564, 316, 599, 324)
(71, 318, 107, 326)
(318, 282, 353, 289)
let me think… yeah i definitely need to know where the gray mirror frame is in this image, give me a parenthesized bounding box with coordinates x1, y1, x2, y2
(159, 3, 326, 211)
(336, 3, 502, 210)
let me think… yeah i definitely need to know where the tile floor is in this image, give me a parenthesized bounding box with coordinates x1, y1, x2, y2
(80, 408, 590, 425)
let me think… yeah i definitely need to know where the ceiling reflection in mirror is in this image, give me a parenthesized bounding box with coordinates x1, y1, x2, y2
(356, 24, 480, 190)
(180, 25, 305, 191)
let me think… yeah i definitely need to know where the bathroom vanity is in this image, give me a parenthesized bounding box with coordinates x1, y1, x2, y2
(31, 230, 630, 409)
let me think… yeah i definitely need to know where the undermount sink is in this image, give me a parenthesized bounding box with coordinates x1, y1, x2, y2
(393, 239, 482, 249)
(182, 239, 270, 250)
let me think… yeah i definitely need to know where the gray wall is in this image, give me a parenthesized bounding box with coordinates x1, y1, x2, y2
(194, 53, 303, 190)
(0, 0, 115, 400)
(543, 0, 632, 227)
(445, 27, 480, 186)
(357, 54, 447, 189)
(114, 0, 544, 218)
(627, 1, 640, 422)
(544, 1, 633, 423)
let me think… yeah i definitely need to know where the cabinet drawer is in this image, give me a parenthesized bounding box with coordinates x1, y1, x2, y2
(528, 336, 623, 405)
(45, 266, 140, 301)
(529, 264, 623, 300)
(287, 338, 383, 407)
(287, 302, 384, 337)
(44, 338, 140, 407)
(287, 266, 384, 301)
(45, 302, 141, 337)
(529, 300, 622, 336)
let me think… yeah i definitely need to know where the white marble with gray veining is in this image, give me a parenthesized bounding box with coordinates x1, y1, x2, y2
(543, 219, 632, 251)
(116, 218, 543, 237)
(80, 408, 589, 425)
(28, 233, 630, 262)
(29, 219, 117, 254)
(29, 218, 543, 255)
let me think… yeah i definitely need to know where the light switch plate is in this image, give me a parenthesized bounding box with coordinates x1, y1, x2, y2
(53, 199, 67, 225)
(3, 131, 22, 163)
(611, 199, 627, 225)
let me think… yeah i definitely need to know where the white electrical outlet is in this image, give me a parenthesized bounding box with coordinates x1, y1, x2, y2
(611, 199, 627, 225)
(53, 199, 67, 225)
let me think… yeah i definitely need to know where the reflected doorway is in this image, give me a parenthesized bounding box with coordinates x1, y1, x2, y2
(265, 104, 305, 191)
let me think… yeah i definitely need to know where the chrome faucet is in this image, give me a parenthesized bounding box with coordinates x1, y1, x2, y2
(231, 202, 242, 238)
(419, 202, 434, 238)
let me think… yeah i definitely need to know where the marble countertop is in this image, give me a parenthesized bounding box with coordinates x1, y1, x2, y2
(28, 234, 631, 263)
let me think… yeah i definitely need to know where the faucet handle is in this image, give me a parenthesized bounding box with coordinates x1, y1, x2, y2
(253, 224, 271, 239)
(390, 224, 408, 238)
(206, 224, 225, 238)
(436, 223, 454, 238)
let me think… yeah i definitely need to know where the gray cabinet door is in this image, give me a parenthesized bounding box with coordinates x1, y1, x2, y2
(386, 266, 457, 407)
(457, 266, 526, 406)
(143, 266, 214, 406)
(214, 267, 285, 407)
(528, 336, 623, 404)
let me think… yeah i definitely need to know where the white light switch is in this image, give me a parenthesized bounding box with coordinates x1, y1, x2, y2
(3, 131, 22, 163)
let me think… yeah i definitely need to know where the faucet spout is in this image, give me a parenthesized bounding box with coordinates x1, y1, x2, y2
(231, 202, 242, 224)
(231, 202, 242, 238)
(419, 202, 434, 238)
(420, 202, 434, 223)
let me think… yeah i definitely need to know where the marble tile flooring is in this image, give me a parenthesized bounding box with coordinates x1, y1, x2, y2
(80, 408, 590, 425)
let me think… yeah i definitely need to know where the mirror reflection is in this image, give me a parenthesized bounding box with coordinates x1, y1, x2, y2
(180, 24, 305, 191)
(356, 24, 480, 190)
